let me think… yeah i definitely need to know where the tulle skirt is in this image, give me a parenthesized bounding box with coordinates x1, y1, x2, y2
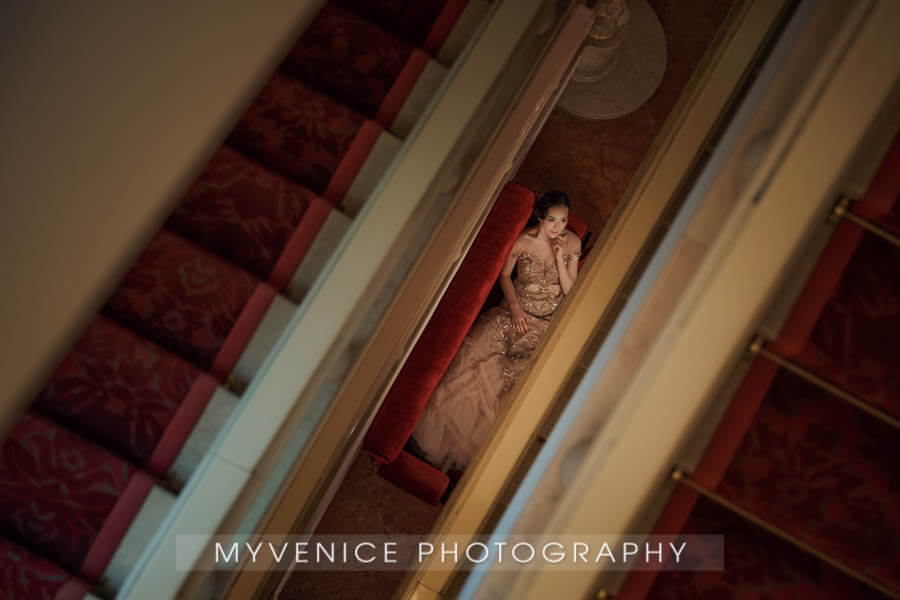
(412, 304, 552, 470)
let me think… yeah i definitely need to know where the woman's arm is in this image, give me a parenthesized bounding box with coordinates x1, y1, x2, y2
(501, 240, 529, 334)
(554, 234, 581, 295)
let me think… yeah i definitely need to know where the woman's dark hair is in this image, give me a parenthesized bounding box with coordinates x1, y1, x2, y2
(526, 190, 570, 227)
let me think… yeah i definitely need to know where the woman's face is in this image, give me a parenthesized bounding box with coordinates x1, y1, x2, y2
(539, 205, 569, 239)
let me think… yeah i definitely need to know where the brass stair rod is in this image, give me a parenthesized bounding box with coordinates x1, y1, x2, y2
(671, 468, 900, 600)
(833, 195, 900, 248)
(749, 338, 900, 431)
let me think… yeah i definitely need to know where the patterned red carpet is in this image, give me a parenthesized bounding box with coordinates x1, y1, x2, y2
(792, 233, 900, 419)
(647, 497, 888, 599)
(717, 368, 900, 591)
(627, 137, 900, 599)
(1, 1, 464, 597)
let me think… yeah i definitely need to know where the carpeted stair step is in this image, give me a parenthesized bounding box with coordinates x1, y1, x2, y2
(333, 0, 489, 66)
(0, 412, 165, 587)
(226, 71, 385, 205)
(281, 2, 431, 132)
(32, 316, 239, 488)
(787, 231, 900, 419)
(0, 536, 94, 600)
(646, 497, 891, 599)
(166, 145, 333, 290)
(873, 198, 900, 237)
(33, 316, 219, 478)
(334, 0, 462, 56)
(716, 368, 900, 592)
(101, 228, 277, 381)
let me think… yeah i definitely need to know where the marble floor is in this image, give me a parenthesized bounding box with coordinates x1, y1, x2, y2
(277, 1, 737, 598)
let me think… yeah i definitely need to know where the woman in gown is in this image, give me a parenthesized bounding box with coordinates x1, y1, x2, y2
(412, 191, 581, 471)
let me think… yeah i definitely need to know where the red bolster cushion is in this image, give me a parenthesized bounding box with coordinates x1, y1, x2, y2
(377, 450, 450, 505)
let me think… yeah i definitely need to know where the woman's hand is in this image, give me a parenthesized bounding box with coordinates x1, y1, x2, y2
(510, 302, 528, 334)
(552, 233, 567, 263)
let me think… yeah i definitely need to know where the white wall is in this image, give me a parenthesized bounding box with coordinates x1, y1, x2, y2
(0, 0, 326, 431)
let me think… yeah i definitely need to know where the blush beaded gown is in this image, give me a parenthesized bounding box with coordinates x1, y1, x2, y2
(412, 246, 580, 471)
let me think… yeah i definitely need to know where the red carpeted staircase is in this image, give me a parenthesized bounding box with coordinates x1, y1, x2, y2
(618, 135, 900, 599)
(0, 1, 484, 598)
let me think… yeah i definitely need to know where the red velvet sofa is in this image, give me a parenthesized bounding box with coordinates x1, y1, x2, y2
(362, 182, 589, 504)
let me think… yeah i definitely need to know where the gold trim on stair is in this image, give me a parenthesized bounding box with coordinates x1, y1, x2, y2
(750, 338, 900, 431)
(833, 195, 900, 247)
(671, 468, 900, 600)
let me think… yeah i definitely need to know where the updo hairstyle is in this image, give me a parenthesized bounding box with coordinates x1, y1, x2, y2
(526, 190, 570, 227)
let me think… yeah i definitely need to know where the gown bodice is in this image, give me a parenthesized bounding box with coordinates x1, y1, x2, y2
(512, 250, 576, 318)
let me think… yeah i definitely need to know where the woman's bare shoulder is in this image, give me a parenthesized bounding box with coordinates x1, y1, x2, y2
(503, 233, 531, 268)
(512, 230, 537, 251)
(517, 231, 534, 242)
